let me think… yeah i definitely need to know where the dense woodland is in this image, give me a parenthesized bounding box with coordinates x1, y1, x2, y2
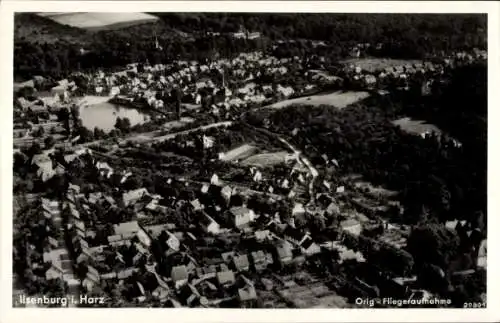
(14, 13, 486, 80)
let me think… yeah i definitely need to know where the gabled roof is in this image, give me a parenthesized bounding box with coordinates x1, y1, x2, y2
(114, 221, 140, 236)
(276, 240, 293, 259)
(230, 206, 252, 217)
(341, 218, 360, 228)
(251, 250, 266, 262)
(171, 265, 189, 282)
(284, 226, 304, 242)
(233, 254, 250, 271)
(199, 211, 218, 228)
(217, 270, 235, 285)
(300, 236, 314, 250)
(238, 285, 257, 301)
(221, 251, 236, 263)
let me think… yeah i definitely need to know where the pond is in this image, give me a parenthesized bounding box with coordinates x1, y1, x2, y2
(79, 98, 149, 132)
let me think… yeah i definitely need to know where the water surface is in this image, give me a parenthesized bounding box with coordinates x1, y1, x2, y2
(79, 101, 149, 132)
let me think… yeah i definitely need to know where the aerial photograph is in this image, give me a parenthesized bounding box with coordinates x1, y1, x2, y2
(12, 12, 487, 308)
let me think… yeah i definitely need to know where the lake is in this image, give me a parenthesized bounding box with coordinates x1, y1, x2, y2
(79, 100, 149, 132)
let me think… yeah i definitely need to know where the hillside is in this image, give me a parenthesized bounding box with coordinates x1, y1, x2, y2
(36, 12, 159, 31)
(15, 13, 91, 44)
(14, 13, 487, 81)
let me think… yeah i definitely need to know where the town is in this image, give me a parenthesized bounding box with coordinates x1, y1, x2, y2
(12, 13, 487, 308)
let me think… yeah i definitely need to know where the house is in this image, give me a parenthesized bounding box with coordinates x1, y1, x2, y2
(33, 154, 56, 182)
(86, 265, 100, 283)
(122, 188, 149, 206)
(232, 254, 250, 272)
(216, 270, 236, 287)
(275, 240, 293, 265)
(238, 285, 257, 303)
(255, 229, 271, 242)
(292, 203, 305, 216)
(117, 267, 138, 280)
(41, 198, 60, 216)
(160, 230, 181, 253)
(114, 221, 140, 237)
(284, 226, 305, 245)
(251, 250, 273, 271)
(341, 219, 362, 236)
(477, 239, 487, 268)
(95, 161, 113, 178)
(82, 277, 96, 292)
(221, 185, 234, 205)
(252, 169, 263, 182)
(221, 251, 236, 263)
(300, 235, 321, 255)
(203, 135, 214, 149)
(152, 286, 170, 301)
(190, 199, 204, 211)
(48, 236, 59, 248)
(179, 284, 201, 307)
(51, 83, 67, 96)
(229, 206, 255, 229)
(198, 211, 221, 235)
(210, 173, 220, 186)
(196, 265, 218, 280)
(326, 202, 340, 216)
(171, 265, 189, 289)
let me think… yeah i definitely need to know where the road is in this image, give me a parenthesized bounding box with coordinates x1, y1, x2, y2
(241, 122, 319, 201)
(145, 121, 233, 143)
(77, 121, 233, 152)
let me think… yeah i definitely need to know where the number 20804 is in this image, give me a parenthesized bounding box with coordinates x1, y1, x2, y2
(463, 302, 486, 308)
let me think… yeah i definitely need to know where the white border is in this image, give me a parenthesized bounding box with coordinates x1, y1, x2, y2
(1, 1, 499, 323)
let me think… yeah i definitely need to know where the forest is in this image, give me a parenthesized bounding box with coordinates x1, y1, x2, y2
(14, 13, 486, 81)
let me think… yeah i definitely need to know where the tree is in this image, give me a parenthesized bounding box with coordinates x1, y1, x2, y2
(14, 152, 27, 171)
(115, 117, 131, 133)
(32, 126, 45, 138)
(44, 135, 56, 149)
(172, 88, 182, 119)
(70, 104, 80, 120)
(417, 263, 449, 294)
(76, 126, 94, 143)
(27, 142, 42, 157)
(407, 223, 460, 270)
(17, 86, 35, 99)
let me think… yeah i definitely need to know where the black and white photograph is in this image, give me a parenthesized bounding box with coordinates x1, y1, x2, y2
(1, 1, 498, 321)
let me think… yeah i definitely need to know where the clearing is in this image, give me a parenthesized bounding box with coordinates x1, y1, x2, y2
(341, 58, 423, 73)
(392, 117, 442, 137)
(353, 180, 398, 198)
(36, 12, 159, 30)
(219, 144, 258, 162)
(240, 151, 294, 167)
(264, 91, 371, 110)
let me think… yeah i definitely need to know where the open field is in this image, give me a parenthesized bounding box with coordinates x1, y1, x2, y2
(265, 91, 371, 110)
(341, 58, 423, 73)
(36, 12, 159, 30)
(220, 144, 258, 162)
(353, 180, 398, 198)
(392, 117, 442, 136)
(277, 282, 346, 308)
(240, 151, 293, 167)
